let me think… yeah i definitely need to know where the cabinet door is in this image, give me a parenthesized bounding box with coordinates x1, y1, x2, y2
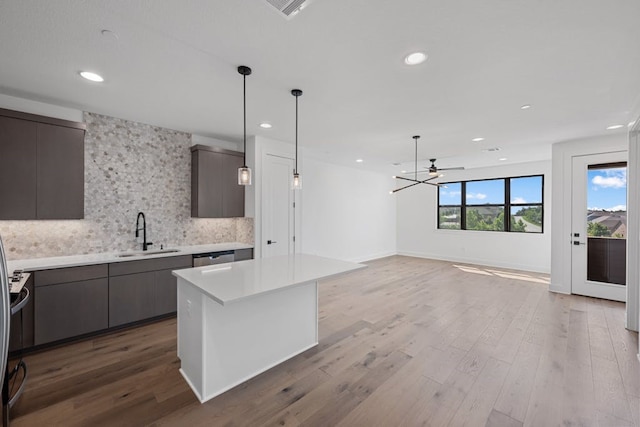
(154, 269, 178, 316)
(222, 153, 245, 218)
(36, 123, 85, 219)
(109, 272, 155, 327)
(0, 116, 37, 219)
(34, 278, 108, 345)
(192, 150, 223, 217)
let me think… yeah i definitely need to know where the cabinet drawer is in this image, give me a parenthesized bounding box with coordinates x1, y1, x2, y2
(34, 264, 108, 287)
(109, 255, 192, 276)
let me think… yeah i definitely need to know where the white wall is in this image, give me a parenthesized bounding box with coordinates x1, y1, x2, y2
(0, 93, 83, 122)
(396, 160, 552, 273)
(191, 134, 240, 151)
(246, 135, 301, 259)
(550, 133, 628, 295)
(300, 158, 397, 263)
(248, 136, 396, 263)
(627, 124, 640, 334)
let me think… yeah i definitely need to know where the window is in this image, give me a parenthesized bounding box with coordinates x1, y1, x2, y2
(437, 174, 544, 233)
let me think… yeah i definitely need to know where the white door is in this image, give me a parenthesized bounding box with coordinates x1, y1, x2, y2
(262, 154, 295, 258)
(571, 152, 627, 301)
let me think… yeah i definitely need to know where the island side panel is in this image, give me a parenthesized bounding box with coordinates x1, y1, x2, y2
(177, 278, 205, 401)
(201, 280, 318, 402)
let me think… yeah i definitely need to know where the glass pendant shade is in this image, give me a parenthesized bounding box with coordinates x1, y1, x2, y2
(238, 166, 252, 185)
(292, 172, 302, 190)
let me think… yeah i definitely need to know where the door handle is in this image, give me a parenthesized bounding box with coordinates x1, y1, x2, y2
(573, 241, 585, 245)
(267, 240, 277, 245)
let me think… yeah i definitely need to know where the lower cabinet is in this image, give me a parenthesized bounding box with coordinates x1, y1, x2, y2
(155, 268, 180, 316)
(108, 255, 192, 327)
(23, 250, 249, 349)
(108, 272, 156, 327)
(34, 273, 109, 346)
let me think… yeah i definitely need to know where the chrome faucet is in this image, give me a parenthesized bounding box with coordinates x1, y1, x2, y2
(135, 212, 153, 251)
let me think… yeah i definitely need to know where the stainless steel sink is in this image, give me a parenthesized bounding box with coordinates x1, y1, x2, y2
(116, 249, 181, 258)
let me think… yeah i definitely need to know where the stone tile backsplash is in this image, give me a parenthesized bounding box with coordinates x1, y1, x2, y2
(0, 112, 253, 260)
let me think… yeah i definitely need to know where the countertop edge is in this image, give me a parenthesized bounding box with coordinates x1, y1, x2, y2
(173, 255, 366, 306)
(7, 242, 254, 272)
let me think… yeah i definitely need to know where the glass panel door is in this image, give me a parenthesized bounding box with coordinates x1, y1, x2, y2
(571, 152, 627, 302)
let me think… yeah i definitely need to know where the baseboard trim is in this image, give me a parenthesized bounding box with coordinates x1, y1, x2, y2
(396, 250, 550, 274)
(348, 251, 397, 264)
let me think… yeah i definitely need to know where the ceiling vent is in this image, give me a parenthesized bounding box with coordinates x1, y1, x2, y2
(264, 0, 315, 19)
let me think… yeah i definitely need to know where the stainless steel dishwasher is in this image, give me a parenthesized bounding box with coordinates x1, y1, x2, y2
(192, 251, 235, 267)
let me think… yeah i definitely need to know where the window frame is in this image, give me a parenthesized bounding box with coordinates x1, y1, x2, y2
(437, 174, 544, 233)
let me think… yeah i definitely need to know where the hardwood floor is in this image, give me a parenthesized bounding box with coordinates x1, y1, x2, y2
(8, 256, 640, 426)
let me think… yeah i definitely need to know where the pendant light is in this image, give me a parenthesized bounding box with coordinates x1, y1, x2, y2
(291, 89, 303, 190)
(238, 65, 252, 186)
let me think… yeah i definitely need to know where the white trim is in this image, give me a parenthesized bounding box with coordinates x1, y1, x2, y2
(347, 251, 398, 264)
(397, 250, 550, 274)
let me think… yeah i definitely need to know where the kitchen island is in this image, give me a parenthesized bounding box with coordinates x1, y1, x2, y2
(172, 254, 365, 403)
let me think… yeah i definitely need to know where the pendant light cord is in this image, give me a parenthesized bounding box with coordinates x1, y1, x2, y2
(243, 73, 247, 167)
(414, 136, 419, 181)
(295, 94, 298, 173)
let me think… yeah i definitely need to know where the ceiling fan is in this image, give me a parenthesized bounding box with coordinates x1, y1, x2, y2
(391, 136, 443, 194)
(426, 158, 465, 176)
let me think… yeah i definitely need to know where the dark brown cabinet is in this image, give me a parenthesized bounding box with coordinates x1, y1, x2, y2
(22, 251, 250, 350)
(33, 265, 109, 346)
(191, 145, 245, 218)
(155, 269, 180, 316)
(109, 272, 156, 327)
(36, 123, 85, 219)
(0, 116, 37, 219)
(0, 108, 85, 220)
(108, 255, 192, 327)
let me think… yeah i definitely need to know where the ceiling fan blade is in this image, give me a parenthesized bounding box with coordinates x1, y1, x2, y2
(401, 170, 430, 174)
(391, 181, 422, 193)
(437, 166, 465, 171)
(394, 176, 421, 183)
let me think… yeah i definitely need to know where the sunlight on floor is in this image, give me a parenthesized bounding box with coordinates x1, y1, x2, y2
(453, 264, 550, 284)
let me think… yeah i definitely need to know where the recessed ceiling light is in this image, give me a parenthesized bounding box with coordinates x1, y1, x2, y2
(606, 124, 624, 130)
(471, 137, 485, 142)
(79, 71, 104, 82)
(404, 52, 427, 65)
(499, 157, 507, 161)
(401, 170, 407, 173)
(356, 159, 364, 163)
(259, 122, 272, 129)
(520, 104, 531, 110)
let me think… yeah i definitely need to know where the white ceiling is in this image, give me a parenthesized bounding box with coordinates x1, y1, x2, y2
(0, 0, 639, 173)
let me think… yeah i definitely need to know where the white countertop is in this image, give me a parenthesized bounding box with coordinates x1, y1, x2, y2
(173, 253, 365, 305)
(7, 242, 253, 272)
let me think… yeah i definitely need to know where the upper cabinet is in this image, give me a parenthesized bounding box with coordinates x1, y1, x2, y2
(0, 108, 85, 219)
(191, 145, 245, 218)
